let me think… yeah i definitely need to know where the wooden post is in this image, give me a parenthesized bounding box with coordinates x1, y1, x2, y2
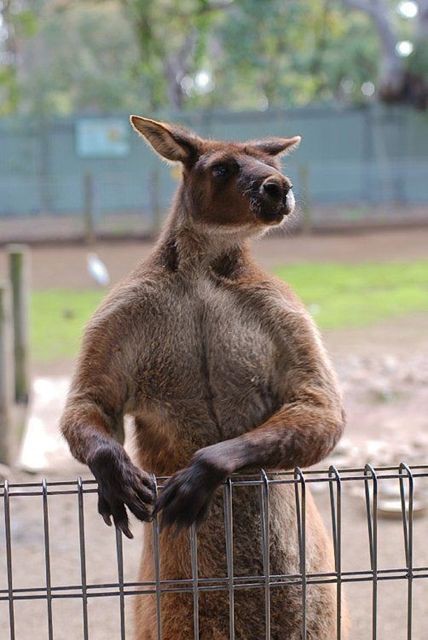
(149, 168, 161, 236)
(0, 283, 12, 464)
(8, 244, 30, 405)
(298, 164, 312, 234)
(83, 172, 96, 244)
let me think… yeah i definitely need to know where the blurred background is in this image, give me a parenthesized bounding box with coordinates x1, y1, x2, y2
(0, 0, 428, 239)
(0, 1, 428, 638)
(0, 0, 428, 240)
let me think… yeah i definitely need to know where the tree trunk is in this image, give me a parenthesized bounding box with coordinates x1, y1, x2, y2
(164, 31, 197, 111)
(343, 0, 405, 99)
(409, 0, 428, 108)
(343, 0, 427, 108)
(417, 0, 428, 38)
(165, 57, 186, 111)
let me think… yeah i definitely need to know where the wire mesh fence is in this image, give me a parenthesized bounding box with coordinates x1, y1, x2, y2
(1, 105, 428, 244)
(2, 172, 428, 245)
(1, 464, 428, 639)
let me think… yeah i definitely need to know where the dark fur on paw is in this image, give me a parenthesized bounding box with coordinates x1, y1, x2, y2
(154, 450, 227, 531)
(88, 442, 155, 539)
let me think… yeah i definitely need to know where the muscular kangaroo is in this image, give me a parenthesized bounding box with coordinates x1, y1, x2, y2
(61, 116, 347, 639)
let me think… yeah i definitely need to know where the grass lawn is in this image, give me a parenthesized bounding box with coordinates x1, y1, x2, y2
(31, 289, 104, 363)
(31, 261, 428, 363)
(274, 261, 428, 330)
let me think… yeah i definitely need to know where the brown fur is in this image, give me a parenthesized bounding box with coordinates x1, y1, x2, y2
(60, 116, 348, 638)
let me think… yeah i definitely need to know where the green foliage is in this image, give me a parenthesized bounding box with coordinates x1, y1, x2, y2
(122, 0, 227, 108)
(0, 2, 40, 115)
(2, 0, 426, 115)
(12, 9, 39, 37)
(215, 0, 380, 108)
(31, 261, 428, 364)
(20, 2, 141, 114)
(0, 66, 19, 115)
(0, 0, 385, 114)
(407, 38, 428, 77)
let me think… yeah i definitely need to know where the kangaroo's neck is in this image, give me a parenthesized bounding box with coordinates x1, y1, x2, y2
(153, 191, 252, 277)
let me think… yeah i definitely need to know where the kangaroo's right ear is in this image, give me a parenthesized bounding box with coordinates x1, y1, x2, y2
(130, 116, 201, 164)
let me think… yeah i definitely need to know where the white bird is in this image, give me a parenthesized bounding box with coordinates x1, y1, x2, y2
(87, 253, 110, 287)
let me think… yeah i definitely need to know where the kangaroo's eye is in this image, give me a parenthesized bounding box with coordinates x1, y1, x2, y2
(212, 163, 229, 178)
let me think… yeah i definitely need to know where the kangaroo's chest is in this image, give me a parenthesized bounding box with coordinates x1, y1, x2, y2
(135, 275, 281, 439)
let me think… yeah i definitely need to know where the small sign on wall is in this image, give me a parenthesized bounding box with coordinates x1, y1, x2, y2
(76, 118, 129, 158)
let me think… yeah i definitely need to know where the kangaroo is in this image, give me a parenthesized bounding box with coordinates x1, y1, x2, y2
(60, 116, 347, 640)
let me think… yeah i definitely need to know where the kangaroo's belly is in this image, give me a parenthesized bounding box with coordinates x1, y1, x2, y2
(135, 485, 339, 640)
(133, 277, 283, 471)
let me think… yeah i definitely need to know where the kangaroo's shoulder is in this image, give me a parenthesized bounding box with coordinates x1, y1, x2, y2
(84, 258, 171, 337)
(222, 252, 306, 313)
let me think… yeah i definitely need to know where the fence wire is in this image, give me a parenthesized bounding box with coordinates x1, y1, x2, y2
(1, 464, 428, 639)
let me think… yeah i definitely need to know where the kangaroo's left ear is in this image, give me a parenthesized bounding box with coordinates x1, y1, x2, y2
(130, 115, 202, 164)
(247, 136, 302, 157)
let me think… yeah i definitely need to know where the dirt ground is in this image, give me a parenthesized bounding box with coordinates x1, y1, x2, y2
(1, 228, 428, 639)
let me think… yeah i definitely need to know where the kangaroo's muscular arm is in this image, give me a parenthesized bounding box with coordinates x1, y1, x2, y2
(156, 276, 345, 530)
(60, 298, 132, 461)
(204, 294, 344, 472)
(60, 298, 155, 537)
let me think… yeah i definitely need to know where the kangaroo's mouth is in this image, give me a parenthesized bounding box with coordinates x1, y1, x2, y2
(259, 208, 286, 225)
(257, 189, 295, 225)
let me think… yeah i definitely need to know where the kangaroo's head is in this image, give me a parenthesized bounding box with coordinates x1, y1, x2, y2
(130, 116, 301, 237)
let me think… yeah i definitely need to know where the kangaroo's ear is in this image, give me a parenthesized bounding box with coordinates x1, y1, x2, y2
(247, 136, 301, 157)
(130, 115, 201, 164)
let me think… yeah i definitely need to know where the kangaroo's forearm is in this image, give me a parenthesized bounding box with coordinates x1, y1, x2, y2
(199, 403, 345, 474)
(60, 401, 121, 465)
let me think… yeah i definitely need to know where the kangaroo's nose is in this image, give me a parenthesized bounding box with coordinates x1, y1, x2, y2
(260, 177, 288, 202)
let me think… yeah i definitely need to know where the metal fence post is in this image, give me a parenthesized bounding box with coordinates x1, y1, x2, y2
(0, 283, 13, 464)
(149, 168, 161, 236)
(7, 245, 30, 405)
(298, 164, 312, 234)
(363, 106, 377, 205)
(83, 172, 96, 245)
